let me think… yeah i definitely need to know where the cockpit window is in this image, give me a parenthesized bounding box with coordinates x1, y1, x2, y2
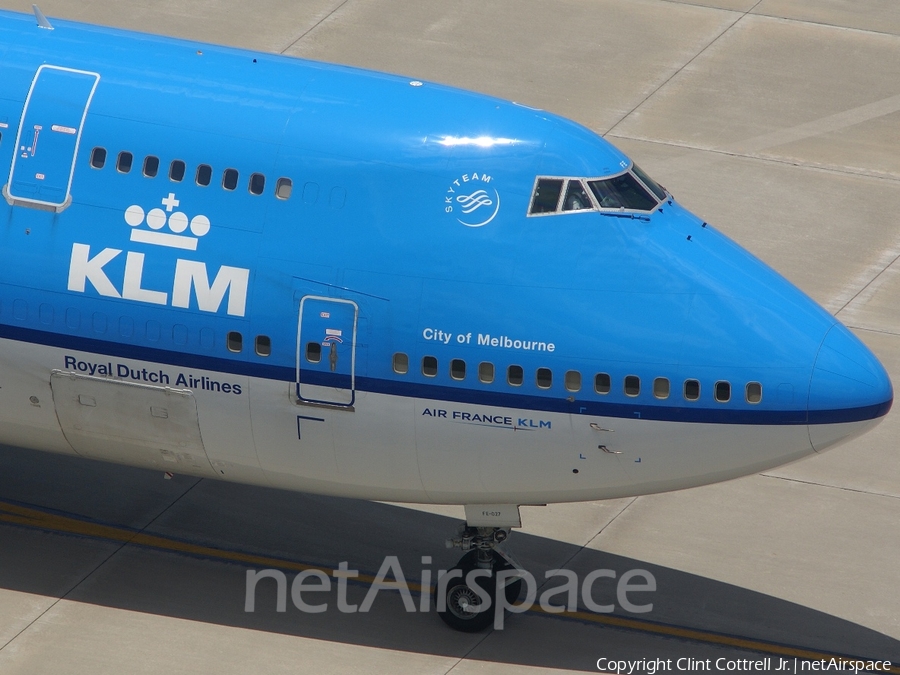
(529, 178, 564, 214)
(527, 164, 666, 217)
(588, 172, 657, 212)
(562, 180, 592, 211)
(632, 163, 667, 200)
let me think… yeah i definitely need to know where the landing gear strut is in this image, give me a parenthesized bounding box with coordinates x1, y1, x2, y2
(436, 525, 524, 632)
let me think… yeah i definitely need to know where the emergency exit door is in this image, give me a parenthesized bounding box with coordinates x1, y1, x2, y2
(296, 296, 358, 408)
(6, 65, 99, 210)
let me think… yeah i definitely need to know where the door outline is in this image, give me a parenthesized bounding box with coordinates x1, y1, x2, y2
(296, 295, 358, 408)
(5, 64, 100, 212)
(50, 370, 218, 477)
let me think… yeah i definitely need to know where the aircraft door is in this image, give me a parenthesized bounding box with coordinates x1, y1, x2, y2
(296, 296, 358, 408)
(5, 65, 100, 211)
(50, 371, 218, 478)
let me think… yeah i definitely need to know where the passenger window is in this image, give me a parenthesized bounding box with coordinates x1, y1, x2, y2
(507, 365, 524, 386)
(715, 381, 731, 403)
(90, 147, 106, 169)
(172, 323, 186, 344)
(255, 335, 271, 357)
(393, 352, 409, 374)
(330, 185, 346, 209)
(565, 370, 582, 392)
(422, 356, 438, 377)
(562, 180, 592, 211)
(306, 341, 322, 363)
(536, 367, 552, 389)
(146, 320, 160, 342)
(594, 373, 611, 394)
(588, 172, 657, 211)
(276, 177, 293, 200)
(529, 178, 564, 214)
(684, 379, 700, 401)
(116, 151, 133, 173)
(249, 173, 265, 196)
(227, 331, 243, 353)
(624, 375, 640, 397)
(223, 168, 239, 191)
(653, 377, 670, 399)
(746, 382, 762, 404)
(196, 164, 212, 187)
(143, 155, 159, 178)
(118, 315, 132, 337)
(478, 362, 494, 384)
(450, 359, 466, 381)
(169, 160, 186, 182)
(66, 308, 80, 329)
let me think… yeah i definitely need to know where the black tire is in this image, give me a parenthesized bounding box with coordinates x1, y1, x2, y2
(437, 573, 496, 632)
(435, 550, 522, 632)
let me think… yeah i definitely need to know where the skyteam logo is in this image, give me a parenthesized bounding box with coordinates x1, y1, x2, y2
(67, 193, 250, 316)
(444, 173, 500, 228)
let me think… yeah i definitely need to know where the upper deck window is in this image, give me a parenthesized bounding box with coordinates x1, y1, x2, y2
(143, 155, 159, 178)
(196, 164, 212, 187)
(90, 147, 106, 169)
(169, 160, 186, 182)
(223, 168, 239, 191)
(249, 173, 265, 196)
(276, 178, 293, 200)
(116, 151, 133, 174)
(529, 178, 564, 214)
(588, 172, 656, 211)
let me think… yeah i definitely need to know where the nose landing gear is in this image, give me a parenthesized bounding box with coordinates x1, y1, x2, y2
(437, 525, 524, 632)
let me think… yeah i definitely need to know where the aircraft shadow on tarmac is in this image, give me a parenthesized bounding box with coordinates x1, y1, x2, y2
(0, 444, 897, 672)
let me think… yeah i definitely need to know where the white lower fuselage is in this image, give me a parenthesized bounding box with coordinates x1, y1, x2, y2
(0, 339, 869, 506)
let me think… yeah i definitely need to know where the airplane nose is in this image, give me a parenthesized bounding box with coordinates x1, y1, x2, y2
(807, 323, 893, 452)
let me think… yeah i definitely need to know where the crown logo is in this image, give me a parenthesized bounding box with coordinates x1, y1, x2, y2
(123, 193, 210, 251)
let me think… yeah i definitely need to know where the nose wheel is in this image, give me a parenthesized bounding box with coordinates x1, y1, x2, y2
(436, 526, 524, 632)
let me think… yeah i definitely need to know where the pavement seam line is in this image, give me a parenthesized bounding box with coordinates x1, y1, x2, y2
(605, 133, 900, 184)
(603, 1, 762, 137)
(657, 0, 900, 40)
(529, 497, 641, 600)
(279, 0, 352, 55)
(0, 478, 203, 654)
(743, 8, 900, 40)
(760, 473, 900, 501)
(845, 325, 900, 338)
(579, 497, 638, 552)
(832, 252, 900, 317)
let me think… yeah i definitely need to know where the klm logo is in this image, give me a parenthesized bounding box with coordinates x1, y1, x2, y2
(67, 193, 249, 316)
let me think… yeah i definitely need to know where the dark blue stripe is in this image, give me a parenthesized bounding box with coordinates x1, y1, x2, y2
(0, 322, 889, 426)
(807, 400, 892, 424)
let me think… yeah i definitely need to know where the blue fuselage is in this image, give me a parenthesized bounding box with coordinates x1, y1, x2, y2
(0, 10, 891, 505)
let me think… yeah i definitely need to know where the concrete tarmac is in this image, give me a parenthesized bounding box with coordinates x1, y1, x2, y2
(0, 1, 898, 673)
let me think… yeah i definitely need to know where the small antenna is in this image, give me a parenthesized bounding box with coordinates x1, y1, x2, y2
(32, 4, 54, 30)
